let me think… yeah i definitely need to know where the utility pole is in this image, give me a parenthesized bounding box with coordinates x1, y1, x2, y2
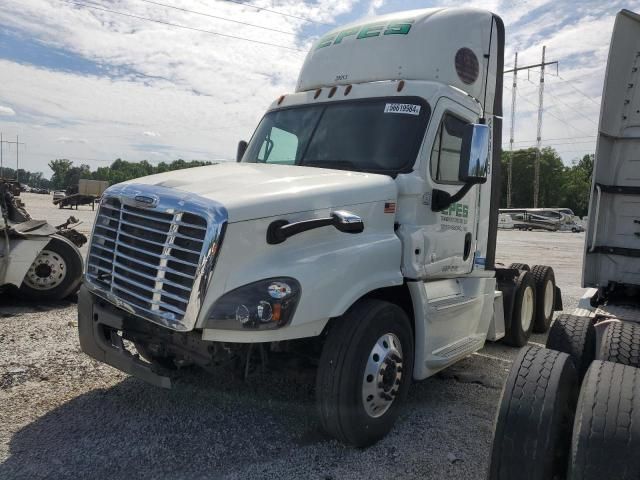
(507, 52, 518, 208)
(504, 47, 557, 207)
(0, 135, 26, 183)
(533, 47, 546, 208)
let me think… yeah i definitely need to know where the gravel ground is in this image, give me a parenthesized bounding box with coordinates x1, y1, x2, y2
(0, 193, 587, 479)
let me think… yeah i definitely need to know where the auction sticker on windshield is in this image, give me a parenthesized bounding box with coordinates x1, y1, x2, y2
(384, 103, 421, 115)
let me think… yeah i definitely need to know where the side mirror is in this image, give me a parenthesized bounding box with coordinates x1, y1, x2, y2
(236, 140, 248, 162)
(458, 124, 490, 184)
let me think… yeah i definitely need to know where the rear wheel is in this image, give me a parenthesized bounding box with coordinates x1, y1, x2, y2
(488, 345, 578, 480)
(502, 271, 536, 347)
(508, 262, 530, 271)
(316, 299, 414, 447)
(568, 361, 640, 480)
(18, 236, 83, 301)
(546, 314, 595, 379)
(598, 321, 640, 368)
(531, 265, 556, 333)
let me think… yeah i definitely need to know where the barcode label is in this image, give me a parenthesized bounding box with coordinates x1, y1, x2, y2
(384, 103, 421, 115)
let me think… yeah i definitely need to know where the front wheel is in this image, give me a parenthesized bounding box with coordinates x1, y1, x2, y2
(18, 236, 83, 301)
(316, 299, 414, 447)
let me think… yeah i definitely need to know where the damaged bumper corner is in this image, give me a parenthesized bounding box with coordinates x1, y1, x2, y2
(77, 285, 172, 389)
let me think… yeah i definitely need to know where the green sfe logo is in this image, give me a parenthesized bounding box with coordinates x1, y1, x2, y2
(316, 19, 415, 49)
(441, 203, 469, 218)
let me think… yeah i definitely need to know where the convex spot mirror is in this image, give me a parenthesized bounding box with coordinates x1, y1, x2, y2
(236, 140, 248, 162)
(458, 124, 489, 184)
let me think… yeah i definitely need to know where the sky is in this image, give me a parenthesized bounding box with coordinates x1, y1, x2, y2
(0, 0, 637, 177)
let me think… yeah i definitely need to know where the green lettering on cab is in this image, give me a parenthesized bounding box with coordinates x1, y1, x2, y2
(316, 19, 415, 49)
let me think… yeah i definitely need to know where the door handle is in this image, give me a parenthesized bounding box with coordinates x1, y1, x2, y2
(463, 232, 472, 261)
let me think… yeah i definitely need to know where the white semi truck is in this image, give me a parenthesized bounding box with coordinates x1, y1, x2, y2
(78, 7, 562, 447)
(489, 10, 640, 480)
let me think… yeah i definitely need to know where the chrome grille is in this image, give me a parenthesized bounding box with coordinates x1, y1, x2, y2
(85, 183, 227, 331)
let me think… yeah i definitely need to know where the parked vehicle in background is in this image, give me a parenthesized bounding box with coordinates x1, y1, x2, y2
(498, 213, 514, 229)
(52, 190, 66, 203)
(77, 7, 563, 447)
(54, 179, 108, 209)
(0, 181, 85, 300)
(489, 10, 640, 480)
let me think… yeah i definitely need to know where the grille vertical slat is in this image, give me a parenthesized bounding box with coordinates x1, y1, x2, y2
(86, 196, 208, 324)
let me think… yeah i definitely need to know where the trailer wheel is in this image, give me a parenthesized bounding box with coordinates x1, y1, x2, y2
(316, 299, 414, 447)
(488, 346, 578, 480)
(18, 236, 83, 301)
(502, 271, 536, 347)
(568, 361, 640, 480)
(530, 265, 556, 333)
(598, 321, 640, 368)
(508, 262, 530, 271)
(546, 314, 595, 379)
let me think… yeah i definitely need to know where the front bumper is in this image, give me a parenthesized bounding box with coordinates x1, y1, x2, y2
(78, 285, 172, 389)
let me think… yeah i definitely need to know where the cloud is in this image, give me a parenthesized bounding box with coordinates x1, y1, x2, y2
(57, 136, 88, 144)
(0, 105, 16, 116)
(367, 0, 386, 16)
(0, 0, 626, 172)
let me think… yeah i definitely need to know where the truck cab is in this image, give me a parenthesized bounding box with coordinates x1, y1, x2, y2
(78, 8, 560, 447)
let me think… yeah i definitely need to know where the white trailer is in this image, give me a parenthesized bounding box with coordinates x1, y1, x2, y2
(77, 7, 562, 446)
(489, 10, 640, 480)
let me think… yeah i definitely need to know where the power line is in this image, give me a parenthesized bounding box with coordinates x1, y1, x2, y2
(506, 85, 595, 138)
(222, 0, 334, 26)
(136, 0, 298, 36)
(509, 135, 596, 144)
(548, 72, 601, 106)
(64, 1, 305, 52)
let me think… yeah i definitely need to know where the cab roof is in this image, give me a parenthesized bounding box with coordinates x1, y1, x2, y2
(296, 8, 499, 113)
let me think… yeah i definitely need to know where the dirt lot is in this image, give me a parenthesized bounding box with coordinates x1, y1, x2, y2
(0, 193, 587, 479)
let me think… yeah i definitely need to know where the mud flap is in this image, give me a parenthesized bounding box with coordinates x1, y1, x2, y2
(554, 286, 563, 311)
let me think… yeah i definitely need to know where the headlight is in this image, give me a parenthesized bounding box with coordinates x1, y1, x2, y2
(205, 278, 301, 330)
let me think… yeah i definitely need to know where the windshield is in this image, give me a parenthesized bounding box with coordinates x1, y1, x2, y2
(242, 97, 430, 175)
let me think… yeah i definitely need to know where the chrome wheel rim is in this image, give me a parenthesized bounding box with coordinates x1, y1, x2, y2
(362, 333, 403, 418)
(521, 286, 534, 331)
(544, 279, 554, 318)
(24, 249, 67, 290)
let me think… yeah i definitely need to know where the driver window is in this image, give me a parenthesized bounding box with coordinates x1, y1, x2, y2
(430, 113, 467, 184)
(257, 127, 298, 165)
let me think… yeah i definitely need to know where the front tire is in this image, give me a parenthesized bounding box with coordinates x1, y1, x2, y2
(18, 236, 83, 301)
(316, 299, 414, 447)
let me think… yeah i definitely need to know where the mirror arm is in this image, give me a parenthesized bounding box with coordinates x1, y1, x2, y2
(431, 183, 474, 212)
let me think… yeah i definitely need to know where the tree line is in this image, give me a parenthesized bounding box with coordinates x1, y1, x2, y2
(46, 158, 214, 191)
(500, 148, 593, 218)
(8, 149, 593, 217)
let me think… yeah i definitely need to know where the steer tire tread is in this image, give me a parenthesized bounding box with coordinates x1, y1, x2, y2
(569, 360, 640, 480)
(599, 321, 640, 368)
(489, 345, 579, 480)
(316, 299, 413, 447)
(546, 314, 595, 379)
(508, 262, 530, 271)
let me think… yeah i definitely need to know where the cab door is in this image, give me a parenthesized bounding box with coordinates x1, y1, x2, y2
(420, 98, 481, 278)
